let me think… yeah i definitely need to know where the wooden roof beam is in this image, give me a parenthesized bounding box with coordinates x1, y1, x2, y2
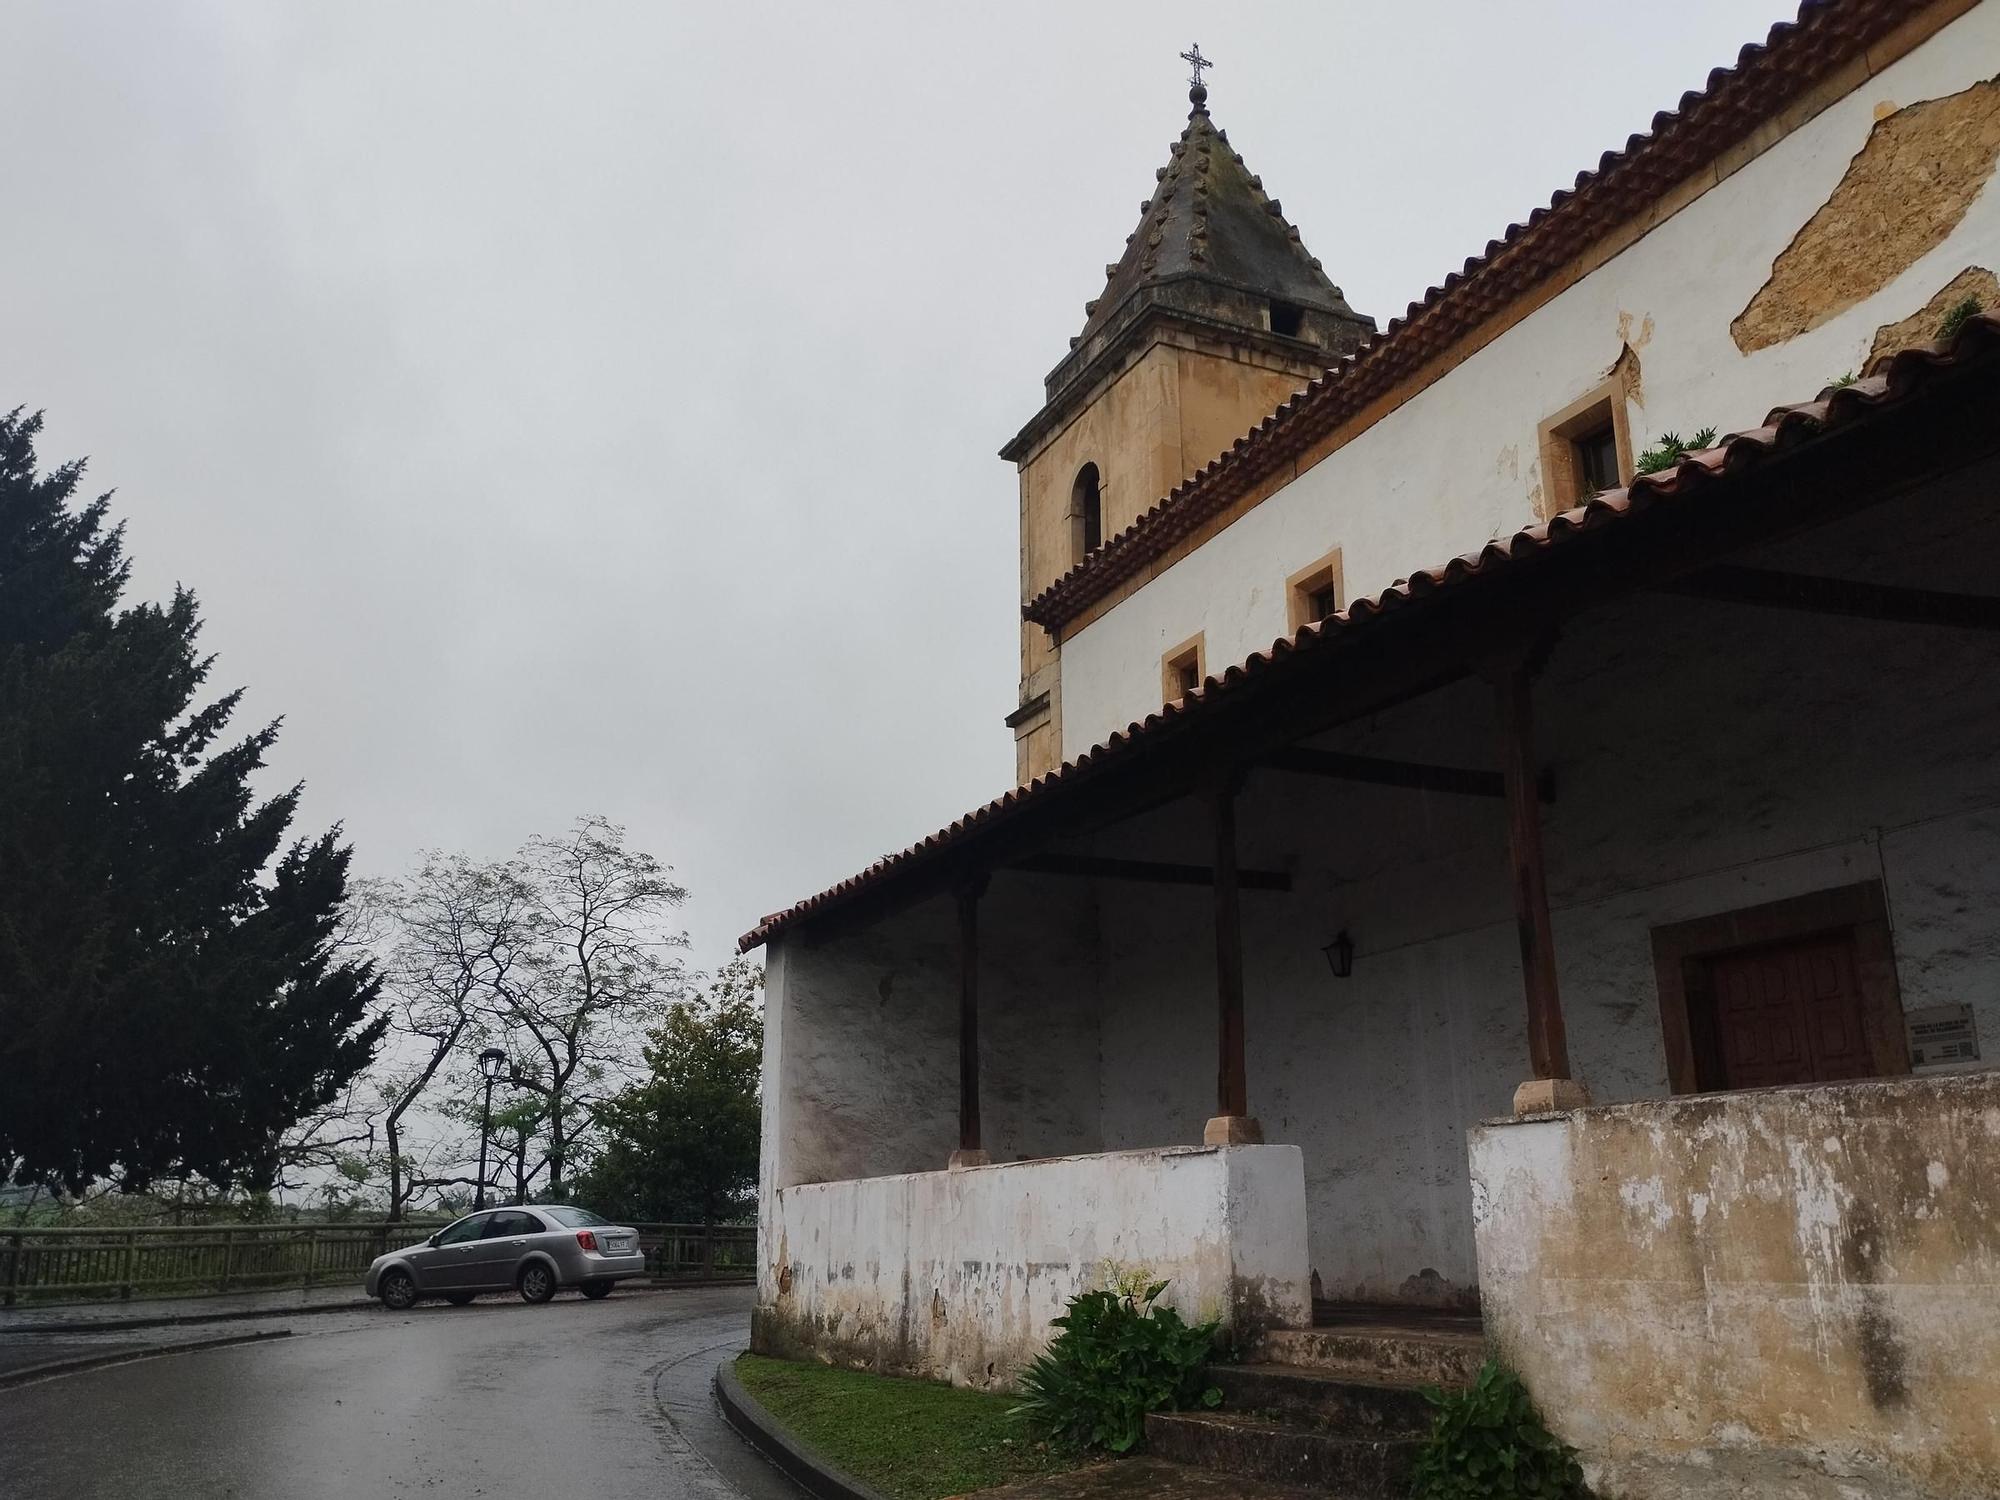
(1260, 745, 1555, 804)
(1663, 565, 2000, 630)
(1008, 852, 1291, 892)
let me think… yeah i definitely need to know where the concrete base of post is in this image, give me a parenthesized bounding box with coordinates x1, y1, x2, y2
(1512, 1077, 1591, 1116)
(1202, 1114, 1265, 1146)
(948, 1148, 992, 1170)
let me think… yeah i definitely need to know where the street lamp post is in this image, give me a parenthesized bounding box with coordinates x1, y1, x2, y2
(475, 1048, 507, 1211)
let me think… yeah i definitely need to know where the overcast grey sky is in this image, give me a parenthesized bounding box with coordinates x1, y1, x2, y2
(3, 1, 1784, 972)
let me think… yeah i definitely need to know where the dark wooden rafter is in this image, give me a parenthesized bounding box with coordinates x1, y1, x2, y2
(1664, 565, 2000, 629)
(1210, 780, 1250, 1120)
(1009, 851, 1291, 891)
(956, 876, 988, 1154)
(1260, 745, 1555, 804)
(1488, 655, 1573, 1082)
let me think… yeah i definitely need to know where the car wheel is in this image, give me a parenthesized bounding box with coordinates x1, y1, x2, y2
(379, 1270, 418, 1311)
(445, 1292, 477, 1306)
(518, 1262, 557, 1304)
(581, 1279, 613, 1300)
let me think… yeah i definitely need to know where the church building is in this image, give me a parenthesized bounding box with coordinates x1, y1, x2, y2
(742, 4, 2000, 1495)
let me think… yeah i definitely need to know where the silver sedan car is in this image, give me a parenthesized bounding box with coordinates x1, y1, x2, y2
(365, 1205, 648, 1309)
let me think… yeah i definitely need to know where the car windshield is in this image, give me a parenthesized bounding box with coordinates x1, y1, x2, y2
(541, 1206, 611, 1228)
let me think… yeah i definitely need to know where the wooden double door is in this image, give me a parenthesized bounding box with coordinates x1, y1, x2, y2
(1697, 929, 1875, 1089)
(1654, 883, 1910, 1094)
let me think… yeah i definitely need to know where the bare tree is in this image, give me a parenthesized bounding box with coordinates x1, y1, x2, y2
(375, 855, 522, 1220)
(483, 817, 688, 1198)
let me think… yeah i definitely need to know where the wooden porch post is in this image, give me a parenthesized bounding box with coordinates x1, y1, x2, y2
(1204, 780, 1263, 1146)
(1490, 656, 1589, 1115)
(949, 878, 992, 1169)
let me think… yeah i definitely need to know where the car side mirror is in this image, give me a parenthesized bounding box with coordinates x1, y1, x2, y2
(426, 1233, 441, 1248)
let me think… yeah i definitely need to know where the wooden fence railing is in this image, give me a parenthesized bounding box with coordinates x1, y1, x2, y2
(0, 1219, 756, 1307)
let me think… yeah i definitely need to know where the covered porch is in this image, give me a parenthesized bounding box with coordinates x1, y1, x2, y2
(747, 327, 2000, 1490)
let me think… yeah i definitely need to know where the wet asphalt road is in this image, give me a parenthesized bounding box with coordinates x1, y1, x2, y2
(0, 1284, 800, 1500)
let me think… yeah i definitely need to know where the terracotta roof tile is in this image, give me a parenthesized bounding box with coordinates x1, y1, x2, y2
(1023, 0, 1926, 633)
(739, 314, 2000, 952)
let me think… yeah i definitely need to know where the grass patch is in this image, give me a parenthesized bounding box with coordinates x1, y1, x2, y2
(734, 1353, 1081, 1500)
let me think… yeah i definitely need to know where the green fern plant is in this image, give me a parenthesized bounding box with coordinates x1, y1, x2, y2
(1827, 371, 1857, 388)
(1937, 294, 1983, 342)
(1410, 1360, 1590, 1499)
(1011, 1280, 1222, 1454)
(1634, 425, 1719, 475)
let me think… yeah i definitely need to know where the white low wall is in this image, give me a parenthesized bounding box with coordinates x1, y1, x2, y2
(752, 1143, 1310, 1389)
(1469, 1073, 2000, 1500)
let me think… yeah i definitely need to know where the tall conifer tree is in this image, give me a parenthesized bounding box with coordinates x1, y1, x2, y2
(0, 408, 385, 1192)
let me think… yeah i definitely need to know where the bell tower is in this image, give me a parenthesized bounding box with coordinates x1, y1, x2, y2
(1000, 56, 1373, 783)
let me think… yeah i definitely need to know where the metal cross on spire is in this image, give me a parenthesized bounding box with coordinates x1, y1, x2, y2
(1180, 43, 1213, 92)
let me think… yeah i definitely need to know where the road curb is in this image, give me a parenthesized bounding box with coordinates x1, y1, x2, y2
(1, 1277, 751, 1337)
(0, 1327, 294, 1389)
(714, 1352, 893, 1500)
(0, 1298, 373, 1337)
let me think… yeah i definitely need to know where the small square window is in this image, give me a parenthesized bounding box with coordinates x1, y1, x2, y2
(1573, 423, 1620, 496)
(1161, 635, 1206, 705)
(1537, 380, 1632, 518)
(1286, 548, 1345, 633)
(1269, 301, 1306, 339)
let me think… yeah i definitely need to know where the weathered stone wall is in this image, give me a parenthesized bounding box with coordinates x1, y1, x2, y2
(752, 1144, 1311, 1389)
(1469, 1074, 2000, 1499)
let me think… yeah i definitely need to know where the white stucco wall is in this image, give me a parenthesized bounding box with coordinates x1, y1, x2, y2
(759, 880, 1102, 1196)
(763, 469, 2000, 1325)
(1061, 3, 2000, 755)
(1086, 469, 2000, 1303)
(752, 1144, 1310, 1388)
(1469, 1074, 2000, 1498)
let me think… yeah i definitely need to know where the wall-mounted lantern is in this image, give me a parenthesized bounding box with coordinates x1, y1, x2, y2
(1322, 929, 1355, 980)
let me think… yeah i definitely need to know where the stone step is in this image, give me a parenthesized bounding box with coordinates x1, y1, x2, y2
(1146, 1409, 1419, 1495)
(1211, 1362, 1437, 1435)
(1254, 1326, 1485, 1388)
(957, 1452, 1332, 1498)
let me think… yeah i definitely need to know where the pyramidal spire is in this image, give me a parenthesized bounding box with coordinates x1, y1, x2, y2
(1052, 51, 1370, 402)
(1004, 51, 1375, 459)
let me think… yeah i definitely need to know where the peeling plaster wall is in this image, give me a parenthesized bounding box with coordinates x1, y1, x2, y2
(763, 471, 2000, 1341)
(1469, 1075, 2000, 1499)
(759, 880, 1103, 1197)
(1092, 470, 2000, 1304)
(752, 1145, 1311, 1389)
(1061, 3, 2000, 755)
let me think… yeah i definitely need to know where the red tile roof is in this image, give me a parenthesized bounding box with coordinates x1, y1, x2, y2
(1023, 0, 1932, 633)
(739, 314, 2000, 953)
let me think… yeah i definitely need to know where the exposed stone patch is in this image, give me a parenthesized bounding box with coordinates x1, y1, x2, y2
(1865, 265, 2000, 369)
(1732, 78, 2000, 353)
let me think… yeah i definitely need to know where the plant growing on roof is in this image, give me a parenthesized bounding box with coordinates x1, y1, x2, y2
(1937, 294, 1983, 342)
(1011, 1278, 1222, 1454)
(1634, 427, 1719, 475)
(1410, 1359, 1590, 1499)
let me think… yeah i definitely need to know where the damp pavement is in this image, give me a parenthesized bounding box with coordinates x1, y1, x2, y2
(0, 1283, 803, 1499)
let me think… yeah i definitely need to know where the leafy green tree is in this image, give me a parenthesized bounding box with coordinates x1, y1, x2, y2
(577, 960, 762, 1223)
(0, 409, 385, 1193)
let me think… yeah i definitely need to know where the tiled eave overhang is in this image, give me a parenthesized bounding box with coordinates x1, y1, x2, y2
(739, 317, 2000, 955)
(1021, 0, 1935, 634)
